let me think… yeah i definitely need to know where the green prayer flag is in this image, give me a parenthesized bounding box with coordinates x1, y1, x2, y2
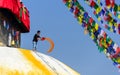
(114, 4, 118, 12)
(94, 4, 99, 9)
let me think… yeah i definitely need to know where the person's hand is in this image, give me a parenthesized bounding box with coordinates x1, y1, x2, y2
(41, 37, 46, 41)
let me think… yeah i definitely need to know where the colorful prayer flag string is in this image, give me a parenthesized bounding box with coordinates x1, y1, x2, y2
(84, 0, 120, 35)
(96, 0, 120, 19)
(63, 0, 120, 69)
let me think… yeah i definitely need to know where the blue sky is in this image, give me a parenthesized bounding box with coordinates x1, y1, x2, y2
(21, 0, 120, 75)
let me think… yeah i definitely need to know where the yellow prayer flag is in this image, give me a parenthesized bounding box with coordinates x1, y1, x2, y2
(103, 49, 107, 54)
(104, 44, 108, 48)
(95, 23, 99, 30)
(91, 34, 95, 39)
(78, 16, 82, 24)
(97, 17, 101, 21)
(109, 22, 112, 26)
(110, 28, 113, 32)
(96, 7, 101, 14)
(118, 14, 120, 19)
(114, 23, 117, 27)
(118, 6, 120, 11)
(116, 57, 120, 64)
(97, 0, 100, 4)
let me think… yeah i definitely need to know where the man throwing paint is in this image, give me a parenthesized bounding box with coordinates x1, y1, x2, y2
(32, 30, 42, 50)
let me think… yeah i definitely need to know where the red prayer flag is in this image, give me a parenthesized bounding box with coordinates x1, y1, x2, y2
(90, 1, 96, 7)
(105, 0, 111, 6)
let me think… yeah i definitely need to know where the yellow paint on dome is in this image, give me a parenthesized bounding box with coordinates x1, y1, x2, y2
(0, 66, 24, 75)
(18, 49, 54, 75)
(0, 47, 80, 75)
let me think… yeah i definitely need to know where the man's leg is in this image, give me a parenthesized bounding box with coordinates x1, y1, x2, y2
(33, 42, 37, 51)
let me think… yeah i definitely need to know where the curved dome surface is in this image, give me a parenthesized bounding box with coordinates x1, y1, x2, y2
(0, 47, 80, 75)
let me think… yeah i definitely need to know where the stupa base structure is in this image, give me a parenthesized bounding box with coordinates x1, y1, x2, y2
(0, 47, 80, 75)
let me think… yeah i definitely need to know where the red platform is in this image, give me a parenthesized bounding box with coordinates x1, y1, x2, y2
(0, 0, 30, 32)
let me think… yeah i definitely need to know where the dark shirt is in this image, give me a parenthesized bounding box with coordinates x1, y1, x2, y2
(33, 34, 41, 42)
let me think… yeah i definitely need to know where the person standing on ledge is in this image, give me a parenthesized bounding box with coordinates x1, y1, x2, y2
(32, 30, 42, 51)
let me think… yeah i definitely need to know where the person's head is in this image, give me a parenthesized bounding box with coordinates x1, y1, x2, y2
(37, 30, 40, 35)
